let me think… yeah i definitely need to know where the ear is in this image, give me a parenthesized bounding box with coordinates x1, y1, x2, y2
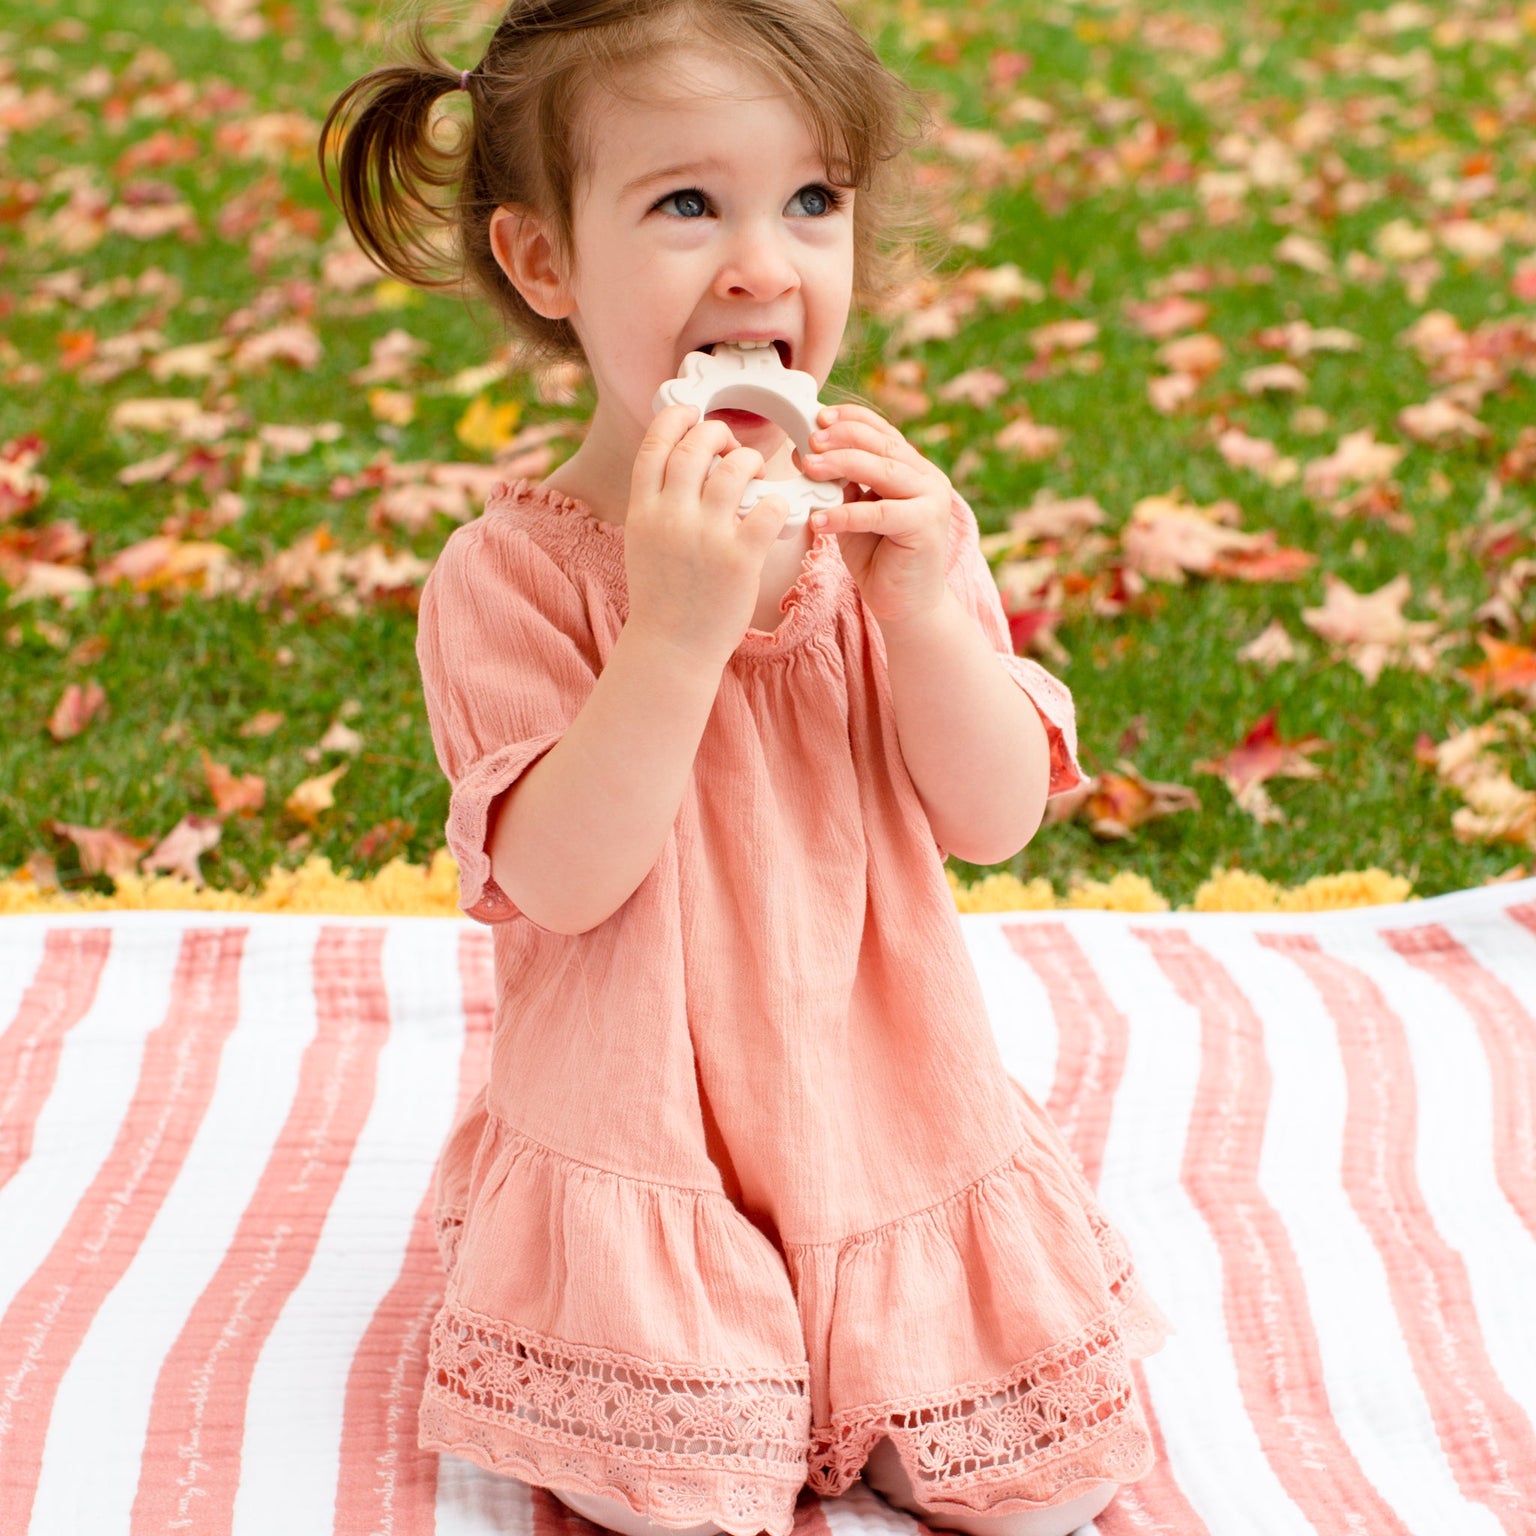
(488, 204, 574, 320)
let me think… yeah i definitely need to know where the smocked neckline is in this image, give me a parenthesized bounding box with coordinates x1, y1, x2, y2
(489, 476, 845, 659)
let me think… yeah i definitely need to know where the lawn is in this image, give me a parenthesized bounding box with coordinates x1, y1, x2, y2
(3, 0, 1534, 910)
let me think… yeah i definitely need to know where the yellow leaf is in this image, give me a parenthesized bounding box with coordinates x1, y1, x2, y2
(368, 388, 416, 425)
(285, 764, 348, 827)
(373, 280, 420, 309)
(456, 394, 522, 453)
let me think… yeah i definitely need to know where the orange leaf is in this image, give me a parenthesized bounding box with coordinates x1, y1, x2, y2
(285, 764, 348, 827)
(48, 821, 151, 881)
(1461, 634, 1536, 701)
(47, 680, 107, 741)
(1082, 762, 1201, 839)
(239, 709, 286, 738)
(201, 749, 266, 814)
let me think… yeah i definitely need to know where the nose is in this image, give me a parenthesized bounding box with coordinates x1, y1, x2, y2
(712, 215, 801, 300)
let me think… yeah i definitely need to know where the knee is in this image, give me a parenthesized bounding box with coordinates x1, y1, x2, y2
(861, 1435, 1120, 1536)
(550, 1485, 723, 1536)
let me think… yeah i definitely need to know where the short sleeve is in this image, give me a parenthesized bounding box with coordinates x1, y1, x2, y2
(415, 517, 598, 927)
(943, 490, 1085, 820)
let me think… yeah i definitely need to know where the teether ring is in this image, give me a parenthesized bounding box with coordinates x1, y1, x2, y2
(652, 341, 847, 540)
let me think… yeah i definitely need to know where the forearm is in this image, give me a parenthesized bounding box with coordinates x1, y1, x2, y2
(487, 624, 724, 934)
(876, 588, 1051, 865)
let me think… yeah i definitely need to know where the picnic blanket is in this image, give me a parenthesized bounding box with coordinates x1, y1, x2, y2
(2, 886, 1534, 1536)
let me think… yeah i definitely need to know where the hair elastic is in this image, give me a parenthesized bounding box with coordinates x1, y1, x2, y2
(459, 68, 471, 90)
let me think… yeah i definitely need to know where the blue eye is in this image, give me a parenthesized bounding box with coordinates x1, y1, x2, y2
(651, 183, 849, 220)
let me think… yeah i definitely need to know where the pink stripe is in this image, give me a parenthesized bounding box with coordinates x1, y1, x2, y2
(130, 926, 392, 1535)
(0, 929, 112, 1192)
(1003, 922, 1207, 1536)
(1384, 921, 1536, 1246)
(1260, 932, 1536, 1529)
(0, 927, 246, 1534)
(1002, 922, 1126, 1187)
(1135, 927, 1411, 1532)
(334, 928, 495, 1535)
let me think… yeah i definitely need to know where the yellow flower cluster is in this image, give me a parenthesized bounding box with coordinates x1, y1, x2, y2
(0, 854, 1414, 916)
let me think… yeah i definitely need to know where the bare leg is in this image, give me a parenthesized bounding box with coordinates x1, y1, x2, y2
(550, 1485, 724, 1536)
(861, 1435, 1119, 1536)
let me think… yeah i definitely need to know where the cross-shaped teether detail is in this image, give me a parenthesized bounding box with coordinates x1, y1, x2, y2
(652, 343, 847, 539)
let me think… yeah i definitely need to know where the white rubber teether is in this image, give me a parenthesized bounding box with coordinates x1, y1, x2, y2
(652, 341, 846, 540)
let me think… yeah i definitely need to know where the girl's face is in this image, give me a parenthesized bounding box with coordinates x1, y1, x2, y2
(492, 48, 856, 499)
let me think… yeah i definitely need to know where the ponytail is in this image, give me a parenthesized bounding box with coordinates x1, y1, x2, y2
(317, 13, 474, 293)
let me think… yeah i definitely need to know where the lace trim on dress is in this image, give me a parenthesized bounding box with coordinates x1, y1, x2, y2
(806, 1303, 1156, 1513)
(804, 1195, 1165, 1512)
(420, 1302, 813, 1536)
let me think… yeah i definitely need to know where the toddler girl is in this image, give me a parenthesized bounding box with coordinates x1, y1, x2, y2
(320, 4, 1170, 1535)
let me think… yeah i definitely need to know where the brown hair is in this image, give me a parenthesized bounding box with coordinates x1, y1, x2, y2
(317, 0, 946, 382)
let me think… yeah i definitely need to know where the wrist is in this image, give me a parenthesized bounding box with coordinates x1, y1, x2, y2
(621, 617, 730, 684)
(872, 587, 964, 651)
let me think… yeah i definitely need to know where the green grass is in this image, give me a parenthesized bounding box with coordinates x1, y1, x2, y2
(3, 0, 1533, 905)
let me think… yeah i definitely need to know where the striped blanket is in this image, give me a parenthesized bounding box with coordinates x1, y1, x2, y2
(2, 888, 1534, 1535)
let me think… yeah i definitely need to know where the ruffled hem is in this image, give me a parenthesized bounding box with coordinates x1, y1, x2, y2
(424, 1105, 1169, 1528)
(420, 1114, 814, 1534)
(789, 1127, 1171, 1513)
(420, 1305, 811, 1536)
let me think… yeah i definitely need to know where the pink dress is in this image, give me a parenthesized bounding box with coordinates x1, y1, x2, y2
(414, 477, 1170, 1536)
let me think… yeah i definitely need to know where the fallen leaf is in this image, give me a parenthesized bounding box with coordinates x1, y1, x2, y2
(47, 679, 107, 740)
(1147, 372, 1200, 414)
(1275, 232, 1333, 274)
(1156, 333, 1224, 378)
(239, 709, 285, 737)
(1028, 318, 1099, 354)
(140, 814, 224, 886)
(1397, 395, 1491, 446)
(316, 717, 364, 755)
(285, 763, 347, 825)
(368, 388, 416, 426)
(1460, 634, 1536, 702)
(994, 412, 1064, 463)
(936, 366, 1010, 408)
(1238, 619, 1298, 667)
(1303, 429, 1406, 499)
(1241, 362, 1308, 395)
(1080, 760, 1202, 839)
(1194, 709, 1329, 795)
(48, 821, 151, 881)
(1124, 295, 1209, 338)
(201, 749, 266, 814)
(1301, 573, 1444, 682)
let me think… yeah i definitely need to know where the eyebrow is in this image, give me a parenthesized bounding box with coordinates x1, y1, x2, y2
(620, 155, 829, 199)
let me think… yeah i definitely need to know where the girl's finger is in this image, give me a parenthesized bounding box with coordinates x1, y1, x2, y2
(662, 418, 746, 496)
(812, 498, 892, 532)
(817, 403, 891, 435)
(802, 445, 923, 498)
(634, 404, 701, 484)
(808, 418, 913, 462)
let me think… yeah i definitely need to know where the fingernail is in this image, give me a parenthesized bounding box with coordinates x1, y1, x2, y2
(821, 407, 838, 423)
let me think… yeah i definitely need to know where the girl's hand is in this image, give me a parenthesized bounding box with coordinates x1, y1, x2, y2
(799, 404, 952, 627)
(624, 403, 793, 670)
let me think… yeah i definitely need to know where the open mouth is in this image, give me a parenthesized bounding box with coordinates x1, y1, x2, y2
(699, 339, 793, 368)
